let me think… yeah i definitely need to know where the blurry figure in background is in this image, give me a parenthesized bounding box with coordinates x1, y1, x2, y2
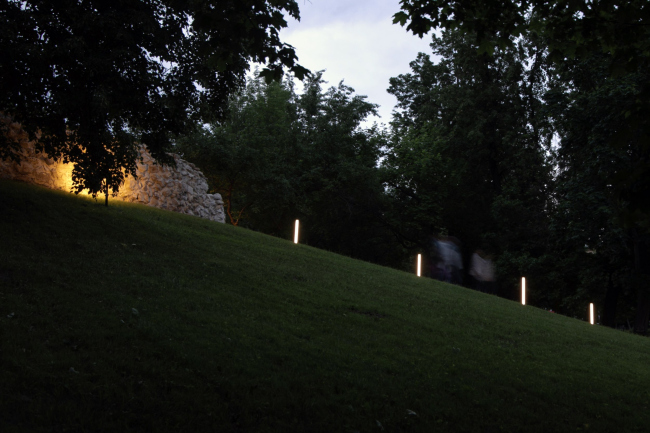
(427, 234, 445, 280)
(469, 249, 496, 294)
(438, 236, 463, 285)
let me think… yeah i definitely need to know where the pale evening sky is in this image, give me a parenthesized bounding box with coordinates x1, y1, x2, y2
(272, 0, 438, 128)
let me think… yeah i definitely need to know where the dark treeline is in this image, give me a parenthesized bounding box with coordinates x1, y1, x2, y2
(177, 28, 649, 332)
(176, 72, 402, 268)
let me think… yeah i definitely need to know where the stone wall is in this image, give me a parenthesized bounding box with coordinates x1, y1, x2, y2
(0, 117, 225, 223)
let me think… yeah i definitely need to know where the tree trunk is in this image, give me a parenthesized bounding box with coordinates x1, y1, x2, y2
(633, 233, 650, 335)
(602, 271, 619, 328)
(634, 289, 650, 335)
(105, 182, 109, 207)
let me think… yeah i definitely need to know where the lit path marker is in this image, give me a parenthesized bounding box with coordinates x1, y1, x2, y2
(294, 219, 300, 244)
(590, 303, 595, 325)
(521, 277, 526, 305)
(417, 254, 422, 277)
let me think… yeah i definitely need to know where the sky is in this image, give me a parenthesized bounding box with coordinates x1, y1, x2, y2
(272, 0, 437, 128)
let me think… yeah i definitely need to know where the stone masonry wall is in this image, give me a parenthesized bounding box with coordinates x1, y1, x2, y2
(0, 116, 225, 223)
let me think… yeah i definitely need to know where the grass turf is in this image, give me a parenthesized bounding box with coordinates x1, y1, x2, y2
(1, 179, 649, 432)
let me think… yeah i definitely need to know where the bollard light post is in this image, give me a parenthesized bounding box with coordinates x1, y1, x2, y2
(521, 277, 526, 305)
(417, 254, 422, 277)
(294, 219, 300, 244)
(590, 303, 594, 325)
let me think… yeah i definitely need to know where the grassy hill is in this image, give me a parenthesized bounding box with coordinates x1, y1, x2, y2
(1, 179, 649, 433)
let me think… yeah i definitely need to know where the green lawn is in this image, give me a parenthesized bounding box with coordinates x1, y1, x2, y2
(1, 180, 649, 432)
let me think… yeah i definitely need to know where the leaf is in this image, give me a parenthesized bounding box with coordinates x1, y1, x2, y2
(477, 39, 495, 56)
(393, 11, 408, 26)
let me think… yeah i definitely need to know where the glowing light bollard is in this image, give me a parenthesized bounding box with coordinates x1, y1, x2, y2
(590, 303, 595, 325)
(416, 254, 422, 277)
(293, 219, 300, 244)
(521, 277, 526, 305)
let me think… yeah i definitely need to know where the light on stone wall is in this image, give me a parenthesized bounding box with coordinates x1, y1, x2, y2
(521, 277, 526, 305)
(590, 303, 594, 325)
(0, 138, 227, 222)
(416, 254, 422, 277)
(58, 161, 75, 193)
(294, 219, 300, 244)
(55, 160, 107, 197)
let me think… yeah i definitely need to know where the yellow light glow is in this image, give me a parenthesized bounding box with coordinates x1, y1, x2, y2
(590, 303, 594, 325)
(294, 219, 299, 244)
(521, 277, 526, 305)
(57, 160, 75, 192)
(417, 254, 422, 277)
(54, 158, 129, 198)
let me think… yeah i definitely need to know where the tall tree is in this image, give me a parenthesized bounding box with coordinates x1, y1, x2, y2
(544, 53, 647, 327)
(385, 29, 553, 297)
(393, 0, 650, 70)
(178, 73, 396, 265)
(177, 75, 301, 232)
(394, 0, 650, 333)
(295, 73, 391, 263)
(0, 0, 308, 202)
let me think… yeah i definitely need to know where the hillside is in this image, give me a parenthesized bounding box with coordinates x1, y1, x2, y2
(1, 180, 649, 433)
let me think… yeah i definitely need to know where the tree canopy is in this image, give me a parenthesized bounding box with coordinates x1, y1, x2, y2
(177, 73, 401, 266)
(393, 0, 650, 228)
(384, 28, 553, 299)
(393, 0, 650, 65)
(0, 0, 308, 200)
(394, 0, 650, 333)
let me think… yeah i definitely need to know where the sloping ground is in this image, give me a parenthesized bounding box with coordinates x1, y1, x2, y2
(1, 180, 649, 433)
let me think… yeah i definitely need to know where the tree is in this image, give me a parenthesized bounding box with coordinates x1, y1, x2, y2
(0, 0, 308, 202)
(294, 73, 392, 264)
(394, 0, 650, 333)
(380, 121, 448, 251)
(544, 53, 647, 327)
(177, 74, 301, 231)
(385, 29, 553, 296)
(179, 72, 398, 266)
(393, 0, 650, 68)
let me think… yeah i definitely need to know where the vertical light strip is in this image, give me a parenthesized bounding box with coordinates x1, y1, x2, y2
(294, 219, 299, 244)
(521, 277, 526, 305)
(417, 254, 422, 277)
(590, 303, 594, 325)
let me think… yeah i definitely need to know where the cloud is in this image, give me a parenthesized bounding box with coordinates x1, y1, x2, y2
(281, 15, 434, 126)
(245, 0, 439, 127)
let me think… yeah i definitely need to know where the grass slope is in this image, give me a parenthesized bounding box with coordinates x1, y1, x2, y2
(1, 180, 649, 433)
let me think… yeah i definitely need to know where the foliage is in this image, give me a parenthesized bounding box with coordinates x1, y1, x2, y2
(178, 73, 399, 266)
(395, 0, 650, 224)
(393, 0, 650, 332)
(393, 0, 650, 69)
(178, 75, 301, 230)
(0, 0, 308, 200)
(385, 29, 553, 298)
(542, 53, 649, 326)
(294, 74, 393, 263)
(380, 121, 448, 249)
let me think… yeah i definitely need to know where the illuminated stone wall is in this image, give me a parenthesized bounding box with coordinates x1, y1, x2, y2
(0, 116, 225, 223)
